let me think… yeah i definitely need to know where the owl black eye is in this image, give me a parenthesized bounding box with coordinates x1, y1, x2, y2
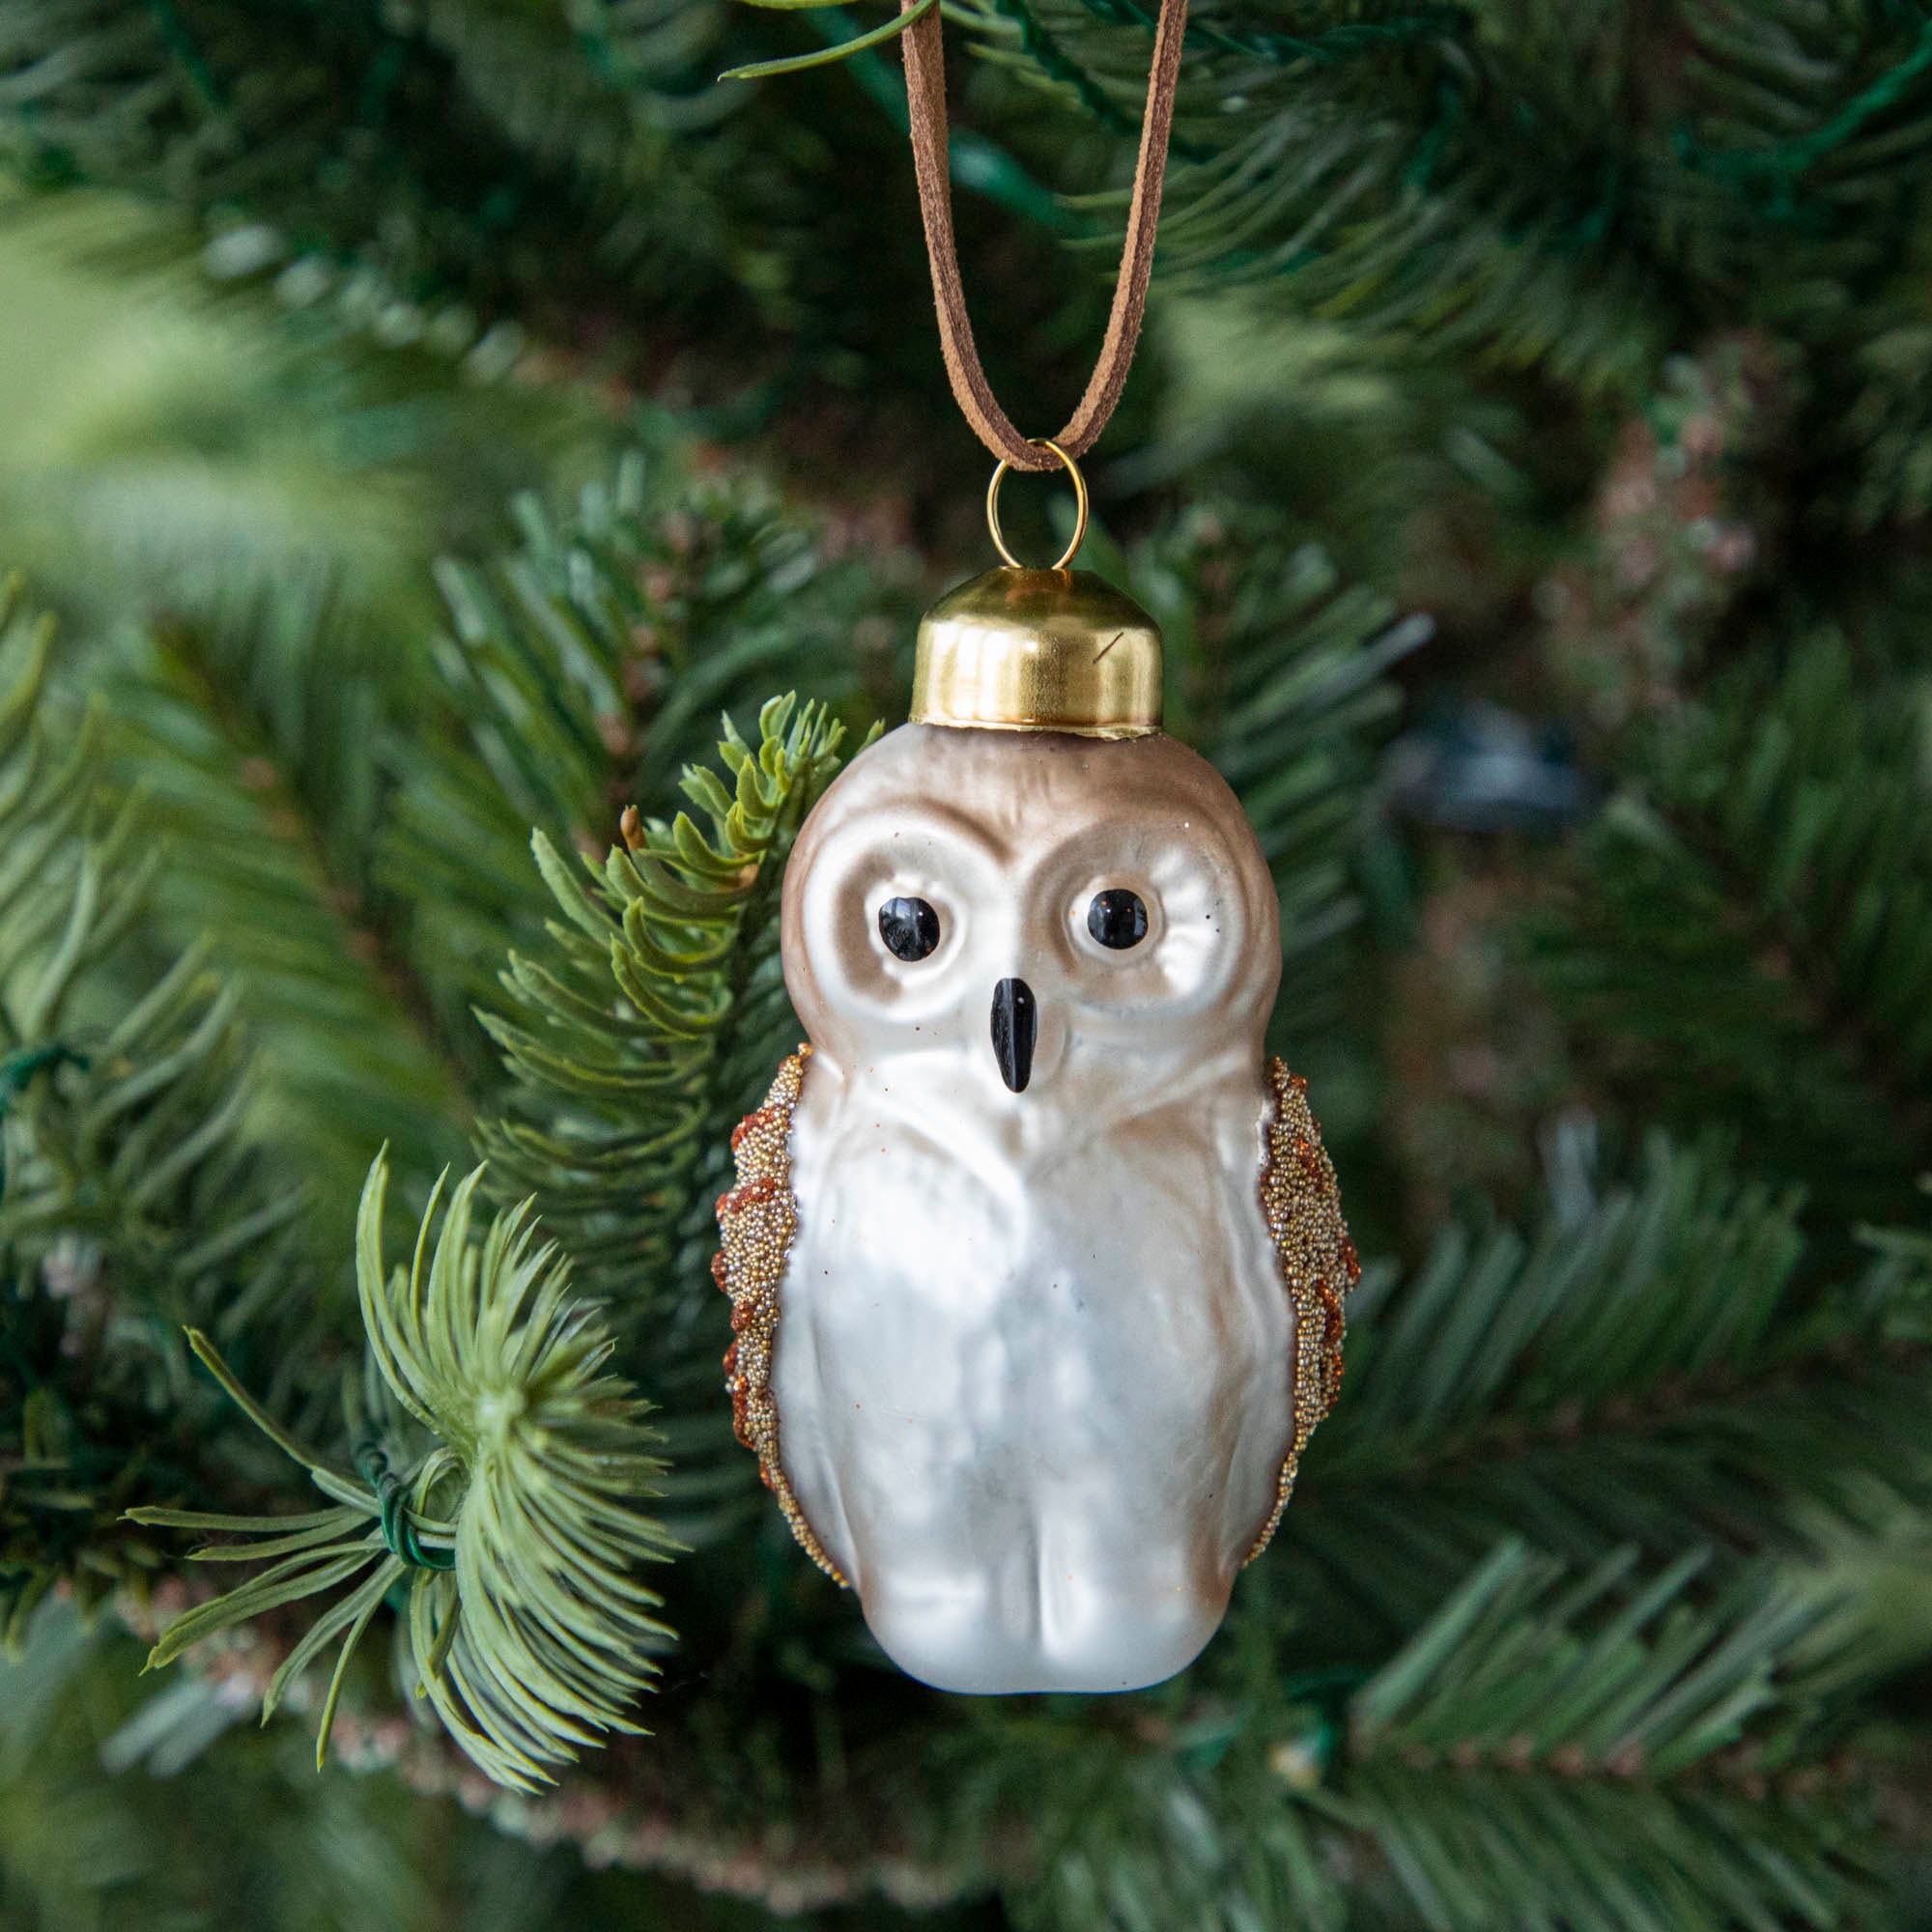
(878, 895, 941, 962)
(1087, 888, 1148, 950)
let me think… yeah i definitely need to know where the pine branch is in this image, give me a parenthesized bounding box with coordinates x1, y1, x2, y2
(956, 0, 1668, 390)
(130, 1151, 675, 1790)
(382, 452, 904, 1028)
(461, 691, 869, 1577)
(0, 0, 743, 310)
(945, 1539, 1882, 1931)
(1530, 629, 1932, 1224)
(379, 456, 920, 1559)
(0, 192, 622, 1210)
(108, 608, 472, 1217)
(0, 579, 330, 1645)
(0, 1594, 600, 1930)
(0, 0, 951, 405)
(952, 0, 1932, 402)
(1313, 1540, 1881, 1931)
(1272, 1133, 1932, 1631)
(475, 695, 854, 1339)
(1117, 508, 1425, 1046)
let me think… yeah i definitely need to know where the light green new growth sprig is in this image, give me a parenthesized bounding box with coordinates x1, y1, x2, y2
(129, 1152, 677, 1792)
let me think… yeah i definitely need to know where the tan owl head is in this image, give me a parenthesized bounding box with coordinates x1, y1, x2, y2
(781, 716, 1281, 1116)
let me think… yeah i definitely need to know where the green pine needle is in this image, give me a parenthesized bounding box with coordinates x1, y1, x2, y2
(720, 0, 939, 83)
(477, 693, 860, 1328)
(129, 1151, 677, 1790)
(1314, 1540, 1872, 1930)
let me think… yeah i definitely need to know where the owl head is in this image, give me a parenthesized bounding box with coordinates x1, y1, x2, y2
(781, 722, 1281, 1111)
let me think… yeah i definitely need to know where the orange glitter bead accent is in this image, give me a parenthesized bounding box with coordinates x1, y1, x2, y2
(1241, 1057, 1360, 1565)
(712, 1047, 846, 1585)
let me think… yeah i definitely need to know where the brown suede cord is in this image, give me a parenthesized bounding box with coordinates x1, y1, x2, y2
(900, 0, 1188, 470)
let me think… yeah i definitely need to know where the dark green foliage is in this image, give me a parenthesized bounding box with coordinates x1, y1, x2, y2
(1315, 1541, 1881, 1931)
(0, 1602, 850, 1932)
(955, 0, 1932, 355)
(104, 605, 472, 1223)
(1120, 507, 1426, 1045)
(11, 0, 1932, 519)
(0, 0, 753, 323)
(941, 0, 1932, 529)
(1288, 1135, 1932, 1629)
(1532, 630, 1932, 1224)
(938, 1538, 1882, 1930)
(383, 453, 907, 1034)
(0, 582, 327, 1646)
(0, 0, 1036, 471)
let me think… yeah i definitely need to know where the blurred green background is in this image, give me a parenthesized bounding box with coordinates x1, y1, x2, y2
(6, 2, 1932, 1927)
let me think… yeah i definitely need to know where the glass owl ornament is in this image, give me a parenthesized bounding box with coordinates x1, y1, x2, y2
(714, 565, 1358, 1694)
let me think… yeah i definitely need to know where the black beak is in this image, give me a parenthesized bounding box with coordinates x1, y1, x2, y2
(991, 979, 1037, 1094)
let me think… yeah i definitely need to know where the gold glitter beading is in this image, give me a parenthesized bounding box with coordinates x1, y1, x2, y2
(712, 1047, 846, 1585)
(1241, 1057, 1360, 1566)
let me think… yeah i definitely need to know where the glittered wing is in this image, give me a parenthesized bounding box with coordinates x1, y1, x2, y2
(1241, 1058, 1361, 1565)
(711, 1046, 848, 1585)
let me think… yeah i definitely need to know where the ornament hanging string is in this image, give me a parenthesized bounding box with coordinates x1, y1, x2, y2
(900, 0, 1189, 471)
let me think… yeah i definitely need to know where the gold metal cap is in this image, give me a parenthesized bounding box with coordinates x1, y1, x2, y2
(909, 568, 1163, 739)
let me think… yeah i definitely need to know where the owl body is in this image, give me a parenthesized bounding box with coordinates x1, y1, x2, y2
(775, 1053, 1292, 1692)
(719, 721, 1353, 1696)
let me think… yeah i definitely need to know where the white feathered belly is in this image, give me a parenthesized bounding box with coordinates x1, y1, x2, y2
(772, 1095, 1293, 1694)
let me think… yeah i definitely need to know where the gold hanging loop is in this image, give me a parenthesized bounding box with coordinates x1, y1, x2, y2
(986, 439, 1090, 572)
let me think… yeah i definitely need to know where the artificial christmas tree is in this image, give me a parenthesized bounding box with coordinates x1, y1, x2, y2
(4, 3, 1932, 1927)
